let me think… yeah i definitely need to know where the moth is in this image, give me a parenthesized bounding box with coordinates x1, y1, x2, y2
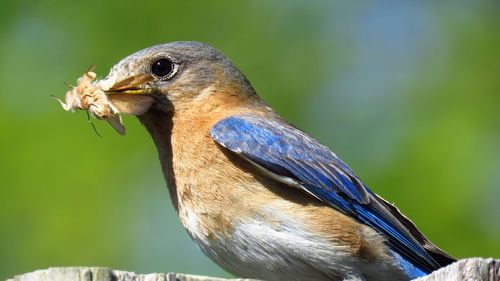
(54, 66, 126, 135)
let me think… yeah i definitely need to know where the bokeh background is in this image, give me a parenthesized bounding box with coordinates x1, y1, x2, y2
(1, 1, 499, 279)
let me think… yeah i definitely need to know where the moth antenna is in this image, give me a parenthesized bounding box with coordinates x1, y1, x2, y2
(87, 64, 96, 73)
(86, 111, 102, 138)
(49, 94, 65, 106)
(61, 80, 75, 88)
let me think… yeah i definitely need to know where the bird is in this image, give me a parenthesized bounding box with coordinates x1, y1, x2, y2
(95, 41, 455, 281)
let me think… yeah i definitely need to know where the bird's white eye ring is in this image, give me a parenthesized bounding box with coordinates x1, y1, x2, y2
(151, 57, 178, 80)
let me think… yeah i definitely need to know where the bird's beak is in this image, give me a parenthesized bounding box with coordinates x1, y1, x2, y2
(100, 73, 156, 115)
(105, 73, 155, 95)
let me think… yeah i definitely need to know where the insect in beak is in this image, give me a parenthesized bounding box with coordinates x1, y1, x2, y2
(54, 68, 156, 136)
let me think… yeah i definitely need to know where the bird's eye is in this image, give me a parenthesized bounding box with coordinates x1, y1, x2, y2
(151, 58, 175, 78)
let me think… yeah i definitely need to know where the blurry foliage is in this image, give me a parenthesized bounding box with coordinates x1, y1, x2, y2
(0, 1, 499, 280)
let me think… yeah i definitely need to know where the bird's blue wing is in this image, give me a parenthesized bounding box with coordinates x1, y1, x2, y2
(211, 115, 453, 275)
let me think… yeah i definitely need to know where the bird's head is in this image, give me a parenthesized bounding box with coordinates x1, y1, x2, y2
(96, 41, 258, 116)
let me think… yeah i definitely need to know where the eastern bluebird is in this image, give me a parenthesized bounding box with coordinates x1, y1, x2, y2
(93, 42, 455, 281)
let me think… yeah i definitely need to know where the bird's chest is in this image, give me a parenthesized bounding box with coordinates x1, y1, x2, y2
(168, 127, 247, 239)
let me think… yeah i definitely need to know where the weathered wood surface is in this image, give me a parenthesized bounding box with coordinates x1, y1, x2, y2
(415, 258, 499, 281)
(7, 258, 500, 281)
(6, 267, 258, 281)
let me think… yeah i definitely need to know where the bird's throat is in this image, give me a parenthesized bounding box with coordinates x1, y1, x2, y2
(138, 109, 179, 210)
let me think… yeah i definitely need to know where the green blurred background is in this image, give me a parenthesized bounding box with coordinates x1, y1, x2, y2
(1, 1, 499, 279)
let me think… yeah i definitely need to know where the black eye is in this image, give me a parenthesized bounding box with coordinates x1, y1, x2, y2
(151, 58, 174, 78)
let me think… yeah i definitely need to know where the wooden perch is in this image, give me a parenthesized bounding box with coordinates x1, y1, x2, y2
(414, 258, 499, 281)
(6, 268, 259, 281)
(7, 258, 499, 281)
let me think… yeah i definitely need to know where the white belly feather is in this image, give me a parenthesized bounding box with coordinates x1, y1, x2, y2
(179, 207, 406, 281)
